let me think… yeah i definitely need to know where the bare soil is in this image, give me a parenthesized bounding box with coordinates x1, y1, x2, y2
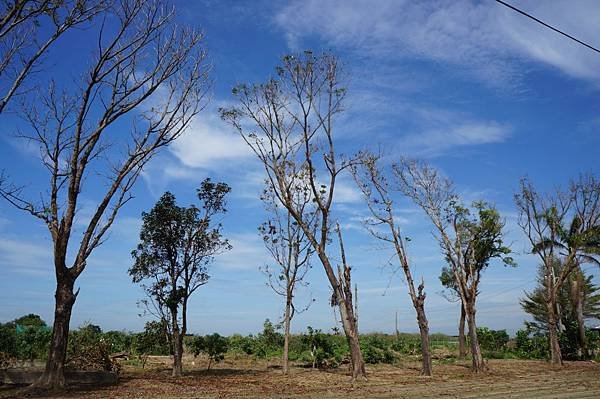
(2, 356, 599, 398)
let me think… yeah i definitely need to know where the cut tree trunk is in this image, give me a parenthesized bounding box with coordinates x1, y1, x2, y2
(458, 304, 467, 360)
(415, 304, 432, 376)
(465, 302, 485, 373)
(282, 298, 292, 375)
(35, 275, 76, 389)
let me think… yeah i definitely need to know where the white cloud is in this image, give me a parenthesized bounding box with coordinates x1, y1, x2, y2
(275, 0, 600, 85)
(400, 121, 511, 157)
(0, 237, 52, 276)
(170, 111, 252, 169)
(214, 233, 269, 270)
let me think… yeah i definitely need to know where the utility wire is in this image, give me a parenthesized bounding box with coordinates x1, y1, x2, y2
(494, 0, 600, 54)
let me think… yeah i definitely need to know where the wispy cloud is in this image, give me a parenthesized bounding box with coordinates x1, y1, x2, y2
(0, 237, 52, 276)
(275, 0, 600, 86)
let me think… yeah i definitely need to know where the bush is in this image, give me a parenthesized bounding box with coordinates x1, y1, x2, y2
(189, 333, 228, 370)
(360, 334, 396, 364)
(300, 327, 344, 368)
(477, 327, 509, 352)
(514, 329, 548, 359)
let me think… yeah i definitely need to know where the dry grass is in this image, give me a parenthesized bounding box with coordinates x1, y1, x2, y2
(2, 356, 600, 398)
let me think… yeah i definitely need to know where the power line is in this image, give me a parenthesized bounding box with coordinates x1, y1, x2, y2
(493, 0, 600, 54)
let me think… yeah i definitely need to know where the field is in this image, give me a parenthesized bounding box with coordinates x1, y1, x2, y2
(2, 356, 600, 399)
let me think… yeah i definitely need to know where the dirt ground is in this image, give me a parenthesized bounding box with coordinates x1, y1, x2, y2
(2, 356, 600, 399)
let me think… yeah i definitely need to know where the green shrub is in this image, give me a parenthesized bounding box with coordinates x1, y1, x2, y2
(477, 327, 509, 352)
(360, 334, 396, 364)
(189, 333, 228, 370)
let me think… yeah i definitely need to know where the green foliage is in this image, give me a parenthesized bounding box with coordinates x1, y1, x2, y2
(0, 314, 50, 362)
(514, 329, 549, 359)
(103, 330, 132, 353)
(300, 327, 346, 368)
(0, 322, 18, 358)
(129, 181, 231, 339)
(360, 334, 397, 364)
(477, 327, 509, 352)
(189, 333, 228, 369)
(132, 320, 171, 356)
(227, 333, 256, 355)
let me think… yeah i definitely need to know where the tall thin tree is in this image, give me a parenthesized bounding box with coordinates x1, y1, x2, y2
(259, 184, 315, 375)
(221, 51, 367, 380)
(351, 152, 433, 376)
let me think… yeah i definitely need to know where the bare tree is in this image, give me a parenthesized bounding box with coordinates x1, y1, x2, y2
(395, 159, 514, 373)
(259, 183, 315, 375)
(0, 0, 108, 114)
(0, 0, 209, 388)
(221, 51, 367, 380)
(515, 174, 600, 365)
(351, 152, 432, 376)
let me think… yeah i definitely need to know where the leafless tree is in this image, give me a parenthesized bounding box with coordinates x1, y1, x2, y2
(259, 183, 315, 375)
(515, 174, 600, 365)
(351, 152, 433, 376)
(0, 0, 109, 114)
(0, 0, 209, 388)
(395, 159, 514, 373)
(221, 51, 367, 380)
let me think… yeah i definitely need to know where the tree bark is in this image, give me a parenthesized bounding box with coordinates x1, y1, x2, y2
(458, 304, 467, 360)
(337, 297, 365, 380)
(546, 270, 563, 365)
(465, 301, 485, 373)
(571, 272, 588, 359)
(282, 296, 292, 375)
(415, 303, 432, 376)
(171, 307, 183, 377)
(36, 275, 76, 389)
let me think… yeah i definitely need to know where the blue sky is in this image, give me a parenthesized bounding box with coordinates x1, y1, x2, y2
(1, 0, 599, 336)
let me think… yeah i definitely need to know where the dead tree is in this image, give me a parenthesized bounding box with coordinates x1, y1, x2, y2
(221, 51, 367, 380)
(351, 152, 432, 376)
(259, 184, 315, 375)
(0, 0, 108, 114)
(0, 0, 209, 388)
(515, 175, 600, 365)
(395, 159, 514, 373)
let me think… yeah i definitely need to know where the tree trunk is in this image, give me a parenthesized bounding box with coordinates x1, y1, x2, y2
(571, 273, 588, 359)
(282, 297, 292, 375)
(337, 296, 366, 380)
(35, 276, 76, 389)
(415, 303, 432, 376)
(546, 278, 563, 365)
(458, 304, 467, 360)
(465, 301, 485, 373)
(171, 308, 183, 377)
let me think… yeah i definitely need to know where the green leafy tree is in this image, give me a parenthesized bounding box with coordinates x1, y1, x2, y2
(129, 180, 231, 377)
(516, 174, 600, 364)
(190, 333, 228, 370)
(521, 260, 600, 358)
